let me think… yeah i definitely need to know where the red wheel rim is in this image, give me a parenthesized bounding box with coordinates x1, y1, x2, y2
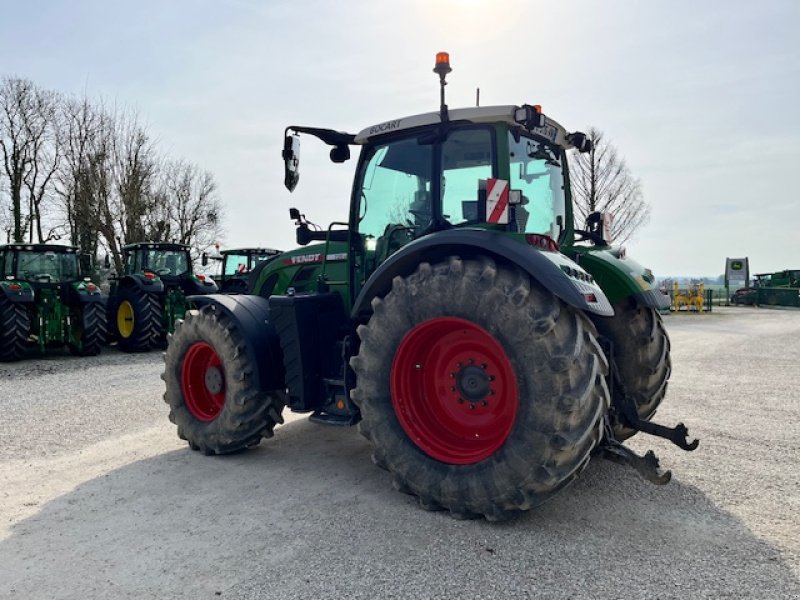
(390, 317, 518, 465)
(181, 342, 226, 422)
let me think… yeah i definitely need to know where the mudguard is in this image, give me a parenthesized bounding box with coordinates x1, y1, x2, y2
(118, 273, 166, 294)
(0, 281, 34, 303)
(187, 293, 285, 391)
(183, 275, 218, 295)
(68, 282, 105, 304)
(571, 248, 670, 310)
(351, 229, 613, 319)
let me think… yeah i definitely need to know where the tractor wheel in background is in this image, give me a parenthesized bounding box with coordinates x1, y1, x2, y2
(0, 297, 31, 362)
(590, 299, 671, 440)
(162, 305, 286, 454)
(68, 303, 107, 356)
(115, 286, 161, 352)
(150, 296, 168, 350)
(350, 256, 610, 520)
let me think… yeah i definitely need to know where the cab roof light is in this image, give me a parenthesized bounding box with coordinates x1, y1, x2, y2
(434, 52, 452, 75)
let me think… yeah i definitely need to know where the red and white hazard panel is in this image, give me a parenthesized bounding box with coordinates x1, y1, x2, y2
(485, 178, 509, 224)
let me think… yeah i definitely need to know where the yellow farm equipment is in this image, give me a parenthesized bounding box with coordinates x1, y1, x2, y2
(671, 281, 710, 312)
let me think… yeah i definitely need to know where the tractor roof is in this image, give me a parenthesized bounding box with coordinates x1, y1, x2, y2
(354, 105, 573, 148)
(0, 243, 78, 253)
(123, 242, 190, 252)
(221, 247, 280, 256)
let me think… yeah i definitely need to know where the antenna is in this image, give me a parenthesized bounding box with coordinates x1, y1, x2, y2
(476, 87, 480, 107)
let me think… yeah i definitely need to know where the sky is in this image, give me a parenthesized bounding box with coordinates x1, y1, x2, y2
(1, 0, 798, 277)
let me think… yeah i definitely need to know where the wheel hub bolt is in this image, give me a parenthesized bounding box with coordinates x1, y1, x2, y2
(204, 366, 224, 395)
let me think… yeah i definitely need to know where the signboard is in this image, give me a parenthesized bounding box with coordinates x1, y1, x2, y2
(725, 257, 749, 288)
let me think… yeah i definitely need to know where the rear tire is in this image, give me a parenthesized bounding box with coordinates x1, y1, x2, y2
(590, 299, 671, 440)
(68, 303, 107, 356)
(0, 297, 30, 362)
(115, 286, 161, 352)
(350, 257, 610, 520)
(163, 305, 286, 454)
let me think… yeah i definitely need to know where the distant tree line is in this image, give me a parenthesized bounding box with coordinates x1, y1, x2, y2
(0, 76, 223, 271)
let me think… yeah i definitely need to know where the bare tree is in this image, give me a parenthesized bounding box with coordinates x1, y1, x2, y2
(157, 158, 223, 259)
(0, 77, 36, 242)
(56, 94, 104, 257)
(569, 127, 650, 245)
(5, 76, 226, 267)
(22, 86, 62, 243)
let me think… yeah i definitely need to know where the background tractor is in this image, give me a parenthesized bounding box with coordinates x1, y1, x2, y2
(0, 244, 105, 361)
(753, 270, 800, 307)
(107, 242, 217, 352)
(201, 247, 281, 294)
(163, 54, 695, 519)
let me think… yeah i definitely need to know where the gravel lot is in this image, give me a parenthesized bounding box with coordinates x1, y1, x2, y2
(1, 306, 798, 599)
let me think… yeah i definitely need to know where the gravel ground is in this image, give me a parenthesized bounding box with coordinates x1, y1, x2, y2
(0, 307, 798, 599)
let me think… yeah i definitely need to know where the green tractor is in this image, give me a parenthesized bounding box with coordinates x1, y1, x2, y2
(108, 242, 217, 352)
(201, 247, 281, 294)
(0, 244, 106, 361)
(163, 54, 697, 519)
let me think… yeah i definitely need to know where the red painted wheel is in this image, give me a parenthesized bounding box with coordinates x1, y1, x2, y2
(390, 317, 518, 465)
(181, 341, 226, 422)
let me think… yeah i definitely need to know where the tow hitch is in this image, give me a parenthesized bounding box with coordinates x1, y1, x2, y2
(599, 338, 699, 485)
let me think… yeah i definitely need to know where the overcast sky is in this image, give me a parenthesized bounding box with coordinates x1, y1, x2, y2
(1, 0, 797, 277)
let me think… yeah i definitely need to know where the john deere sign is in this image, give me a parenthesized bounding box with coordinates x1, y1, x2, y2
(725, 257, 749, 287)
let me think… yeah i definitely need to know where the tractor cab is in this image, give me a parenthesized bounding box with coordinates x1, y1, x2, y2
(279, 55, 599, 309)
(1, 244, 83, 287)
(201, 247, 281, 293)
(120, 242, 216, 297)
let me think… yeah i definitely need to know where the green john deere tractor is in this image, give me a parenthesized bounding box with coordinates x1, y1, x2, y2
(201, 247, 281, 294)
(108, 242, 217, 352)
(163, 54, 697, 520)
(0, 244, 106, 361)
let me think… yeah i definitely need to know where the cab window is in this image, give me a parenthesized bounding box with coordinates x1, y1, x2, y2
(441, 128, 494, 225)
(357, 137, 433, 240)
(508, 132, 566, 239)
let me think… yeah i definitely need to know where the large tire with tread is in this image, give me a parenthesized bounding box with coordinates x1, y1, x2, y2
(350, 256, 610, 520)
(590, 299, 671, 440)
(163, 305, 286, 454)
(68, 303, 107, 356)
(115, 286, 161, 352)
(0, 297, 30, 362)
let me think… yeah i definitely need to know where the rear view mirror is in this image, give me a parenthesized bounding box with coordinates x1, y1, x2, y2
(283, 134, 301, 192)
(103, 254, 111, 269)
(567, 131, 593, 153)
(201, 252, 208, 267)
(330, 145, 350, 163)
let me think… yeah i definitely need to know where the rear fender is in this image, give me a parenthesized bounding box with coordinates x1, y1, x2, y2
(69, 281, 105, 304)
(351, 229, 614, 320)
(187, 294, 285, 391)
(119, 273, 165, 294)
(0, 281, 34, 303)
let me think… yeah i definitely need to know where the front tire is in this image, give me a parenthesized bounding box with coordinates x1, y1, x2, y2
(590, 299, 671, 440)
(163, 305, 286, 454)
(350, 257, 610, 520)
(0, 297, 30, 362)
